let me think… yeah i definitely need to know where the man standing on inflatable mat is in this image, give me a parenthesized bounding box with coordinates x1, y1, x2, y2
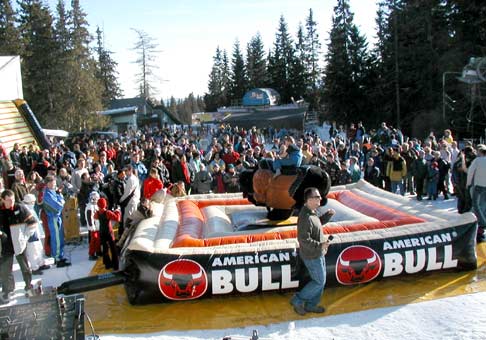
(291, 187, 334, 315)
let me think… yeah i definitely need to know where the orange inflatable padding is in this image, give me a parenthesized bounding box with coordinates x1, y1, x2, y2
(327, 191, 425, 223)
(171, 198, 252, 247)
(194, 198, 250, 209)
(170, 191, 427, 248)
(175, 200, 204, 239)
(172, 218, 421, 248)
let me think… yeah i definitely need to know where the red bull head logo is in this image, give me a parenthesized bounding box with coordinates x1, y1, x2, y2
(336, 246, 382, 285)
(158, 259, 208, 300)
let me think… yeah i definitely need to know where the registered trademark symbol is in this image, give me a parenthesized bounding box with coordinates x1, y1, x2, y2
(452, 231, 458, 238)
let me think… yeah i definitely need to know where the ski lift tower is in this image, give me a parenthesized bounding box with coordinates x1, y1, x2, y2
(457, 57, 486, 140)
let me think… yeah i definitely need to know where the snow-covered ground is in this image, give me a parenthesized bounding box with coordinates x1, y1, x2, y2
(102, 292, 486, 340)
(4, 196, 484, 339)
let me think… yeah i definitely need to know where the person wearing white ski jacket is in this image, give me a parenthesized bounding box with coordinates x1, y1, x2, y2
(119, 165, 140, 231)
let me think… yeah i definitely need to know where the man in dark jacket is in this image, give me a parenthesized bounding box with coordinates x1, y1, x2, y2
(411, 150, 428, 201)
(0, 190, 35, 303)
(434, 151, 450, 200)
(223, 164, 240, 193)
(364, 157, 382, 188)
(9, 143, 21, 168)
(400, 143, 417, 195)
(452, 146, 476, 213)
(11, 169, 28, 202)
(324, 153, 340, 186)
(290, 187, 334, 315)
(193, 163, 212, 194)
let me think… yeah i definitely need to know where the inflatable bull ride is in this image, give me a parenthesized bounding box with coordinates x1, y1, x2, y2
(58, 165, 478, 305)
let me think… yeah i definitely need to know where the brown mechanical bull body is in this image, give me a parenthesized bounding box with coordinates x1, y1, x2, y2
(240, 164, 331, 220)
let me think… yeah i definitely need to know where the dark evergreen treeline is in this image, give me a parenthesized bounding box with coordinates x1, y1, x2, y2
(205, 1, 486, 137)
(164, 93, 205, 124)
(2, 0, 486, 135)
(0, 0, 121, 131)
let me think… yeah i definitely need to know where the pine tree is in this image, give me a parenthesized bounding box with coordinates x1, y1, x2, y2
(0, 0, 21, 55)
(447, 0, 486, 63)
(229, 39, 247, 105)
(131, 28, 160, 99)
(290, 23, 308, 101)
(374, 0, 452, 133)
(246, 33, 267, 89)
(54, 0, 70, 51)
(196, 95, 205, 112)
(323, 0, 356, 122)
(348, 24, 371, 122)
(187, 92, 199, 113)
(322, 0, 371, 123)
(64, 0, 103, 130)
(17, 0, 58, 125)
(370, 3, 395, 125)
(95, 26, 122, 107)
(204, 46, 224, 111)
(221, 49, 231, 106)
(268, 15, 295, 103)
(304, 8, 322, 109)
(443, 0, 486, 136)
(50, 0, 72, 128)
(168, 96, 178, 116)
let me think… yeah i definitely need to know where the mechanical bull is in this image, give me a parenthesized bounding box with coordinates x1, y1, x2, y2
(240, 162, 331, 220)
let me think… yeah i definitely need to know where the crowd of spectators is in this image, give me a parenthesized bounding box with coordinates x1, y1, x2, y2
(0, 119, 485, 299)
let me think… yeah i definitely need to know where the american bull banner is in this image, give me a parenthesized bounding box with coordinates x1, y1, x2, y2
(123, 220, 478, 304)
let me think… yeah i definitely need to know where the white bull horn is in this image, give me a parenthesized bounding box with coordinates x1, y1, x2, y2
(367, 253, 377, 264)
(162, 269, 173, 280)
(192, 268, 203, 279)
(339, 258, 350, 266)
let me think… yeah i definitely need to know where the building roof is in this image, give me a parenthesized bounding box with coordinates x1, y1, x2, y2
(222, 107, 306, 129)
(109, 97, 147, 110)
(109, 97, 183, 125)
(100, 106, 138, 117)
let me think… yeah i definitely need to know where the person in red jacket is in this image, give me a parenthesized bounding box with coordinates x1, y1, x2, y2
(221, 143, 240, 166)
(95, 198, 121, 270)
(143, 168, 163, 200)
(35, 180, 51, 257)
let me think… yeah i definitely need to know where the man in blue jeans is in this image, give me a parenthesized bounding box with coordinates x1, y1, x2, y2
(291, 187, 334, 315)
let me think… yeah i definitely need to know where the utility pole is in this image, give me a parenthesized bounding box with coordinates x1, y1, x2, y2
(442, 72, 460, 123)
(393, 0, 400, 129)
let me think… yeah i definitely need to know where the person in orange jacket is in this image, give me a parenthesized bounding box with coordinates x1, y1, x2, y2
(94, 198, 121, 270)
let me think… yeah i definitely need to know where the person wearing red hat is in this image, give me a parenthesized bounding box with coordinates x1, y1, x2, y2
(85, 192, 101, 261)
(94, 198, 121, 270)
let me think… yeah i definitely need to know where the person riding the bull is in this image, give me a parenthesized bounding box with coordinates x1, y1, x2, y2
(273, 136, 303, 176)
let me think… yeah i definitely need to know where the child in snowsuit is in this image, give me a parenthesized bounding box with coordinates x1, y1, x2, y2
(94, 198, 121, 270)
(85, 191, 101, 261)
